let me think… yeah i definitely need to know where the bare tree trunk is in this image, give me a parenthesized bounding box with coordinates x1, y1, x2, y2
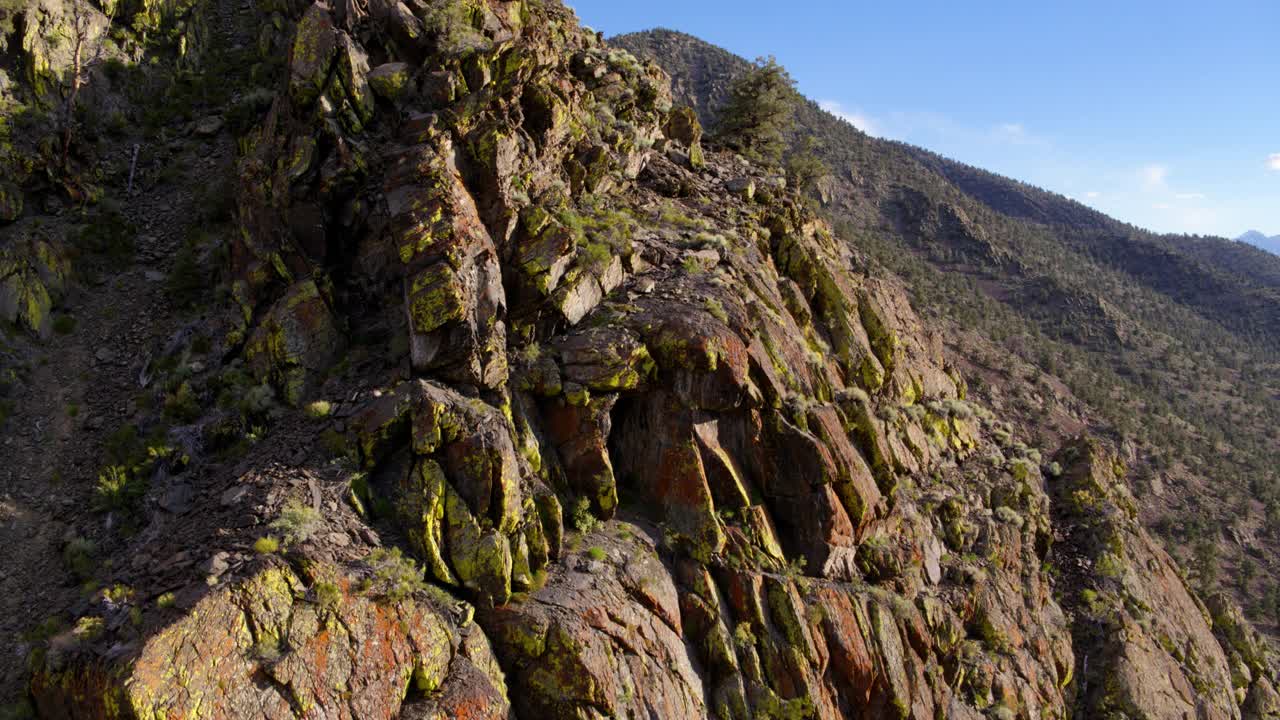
(60, 4, 87, 169)
(60, 0, 116, 172)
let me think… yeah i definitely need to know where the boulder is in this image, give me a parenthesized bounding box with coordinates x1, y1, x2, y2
(289, 2, 339, 106)
(244, 279, 344, 405)
(482, 528, 705, 719)
(368, 61, 413, 101)
(31, 565, 472, 720)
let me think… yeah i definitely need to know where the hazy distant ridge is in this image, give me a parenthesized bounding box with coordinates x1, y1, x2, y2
(1239, 230, 1280, 255)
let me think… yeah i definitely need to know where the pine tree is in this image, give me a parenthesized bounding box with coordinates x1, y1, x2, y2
(786, 136, 829, 196)
(714, 56, 796, 166)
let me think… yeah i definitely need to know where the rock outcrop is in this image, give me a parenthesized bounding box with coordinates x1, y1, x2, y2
(10, 1, 1280, 719)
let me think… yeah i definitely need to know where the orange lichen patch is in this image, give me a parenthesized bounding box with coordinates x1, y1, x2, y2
(31, 565, 464, 720)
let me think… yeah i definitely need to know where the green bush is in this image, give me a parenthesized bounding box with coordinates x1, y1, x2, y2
(314, 581, 342, 611)
(95, 465, 146, 514)
(580, 242, 612, 273)
(163, 381, 201, 423)
(570, 497, 597, 534)
(321, 429, 351, 459)
(304, 400, 332, 419)
(362, 547, 426, 602)
(681, 256, 707, 275)
(250, 638, 282, 662)
(62, 537, 97, 580)
(269, 500, 322, 546)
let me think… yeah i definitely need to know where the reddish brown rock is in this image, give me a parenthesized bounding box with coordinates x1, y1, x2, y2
(32, 564, 487, 720)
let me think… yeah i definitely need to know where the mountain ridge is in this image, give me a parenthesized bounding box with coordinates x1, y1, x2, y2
(1239, 230, 1280, 255)
(615, 24, 1280, 700)
(0, 7, 1278, 719)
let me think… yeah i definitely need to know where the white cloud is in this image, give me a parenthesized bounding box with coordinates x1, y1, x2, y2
(1141, 164, 1169, 190)
(1268, 153, 1280, 171)
(990, 122, 1039, 146)
(1085, 191, 1101, 199)
(1153, 203, 1173, 210)
(818, 100, 879, 137)
(1174, 192, 1206, 201)
(995, 122, 1025, 139)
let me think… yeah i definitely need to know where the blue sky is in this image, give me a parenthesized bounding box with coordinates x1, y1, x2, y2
(567, 0, 1279, 238)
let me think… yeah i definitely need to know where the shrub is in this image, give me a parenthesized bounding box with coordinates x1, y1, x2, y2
(994, 505, 1023, 528)
(63, 538, 96, 580)
(269, 500, 322, 546)
(580, 242, 612, 273)
(250, 638, 282, 662)
(681, 256, 707, 275)
(517, 342, 541, 364)
(72, 616, 105, 642)
(163, 381, 201, 423)
(104, 424, 142, 465)
(1096, 551, 1125, 579)
(253, 536, 280, 554)
(570, 497, 597, 534)
(321, 429, 351, 459)
(704, 298, 728, 322)
(304, 400, 332, 419)
(95, 465, 146, 514)
(239, 382, 276, 418)
(657, 201, 705, 230)
(362, 547, 426, 601)
(314, 581, 342, 611)
(586, 546, 606, 561)
(156, 592, 176, 609)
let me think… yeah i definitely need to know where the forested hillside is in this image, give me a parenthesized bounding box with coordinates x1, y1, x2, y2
(617, 27, 1280, 637)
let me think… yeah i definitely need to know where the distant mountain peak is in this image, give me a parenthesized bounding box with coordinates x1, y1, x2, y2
(1237, 230, 1280, 255)
(1239, 229, 1277, 242)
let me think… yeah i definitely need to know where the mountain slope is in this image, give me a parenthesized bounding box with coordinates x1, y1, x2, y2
(615, 22, 1280, 657)
(2, 5, 1280, 719)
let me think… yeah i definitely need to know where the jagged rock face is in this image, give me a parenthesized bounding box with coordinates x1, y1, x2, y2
(1049, 438, 1256, 719)
(22, 2, 1280, 719)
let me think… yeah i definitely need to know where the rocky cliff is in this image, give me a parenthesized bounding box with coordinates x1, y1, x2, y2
(1, 2, 1278, 719)
(617, 25, 1280, 697)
